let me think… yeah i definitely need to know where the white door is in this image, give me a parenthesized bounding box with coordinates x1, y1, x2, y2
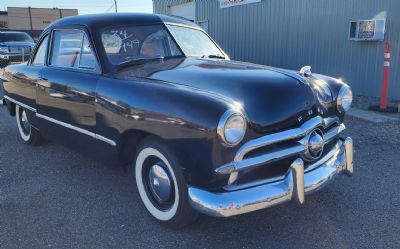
(169, 1, 195, 21)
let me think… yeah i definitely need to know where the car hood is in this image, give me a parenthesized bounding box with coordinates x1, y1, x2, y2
(0, 42, 35, 47)
(115, 57, 318, 132)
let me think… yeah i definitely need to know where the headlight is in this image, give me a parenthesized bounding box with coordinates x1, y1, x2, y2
(218, 110, 246, 146)
(337, 85, 353, 113)
(0, 47, 8, 53)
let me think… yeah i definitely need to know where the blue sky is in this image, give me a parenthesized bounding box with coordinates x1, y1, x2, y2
(0, 0, 153, 14)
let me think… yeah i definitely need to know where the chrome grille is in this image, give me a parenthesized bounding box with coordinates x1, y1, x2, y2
(8, 47, 31, 54)
(215, 116, 346, 188)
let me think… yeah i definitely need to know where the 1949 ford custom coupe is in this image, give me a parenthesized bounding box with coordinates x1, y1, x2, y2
(0, 13, 354, 228)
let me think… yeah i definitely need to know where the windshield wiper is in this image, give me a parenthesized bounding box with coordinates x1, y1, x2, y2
(117, 56, 164, 71)
(201, 54, 226, 59)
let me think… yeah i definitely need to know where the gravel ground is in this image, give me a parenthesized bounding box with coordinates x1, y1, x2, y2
(1, 105, 400, 248)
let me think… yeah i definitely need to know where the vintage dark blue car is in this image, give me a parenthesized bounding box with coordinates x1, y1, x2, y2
(1, 13, 354, 228)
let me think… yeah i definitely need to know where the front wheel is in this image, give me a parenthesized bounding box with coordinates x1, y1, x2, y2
(16, 105, 43, 146)
(134, 137, 198, 228)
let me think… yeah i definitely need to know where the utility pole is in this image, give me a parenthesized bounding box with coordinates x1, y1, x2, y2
(114, 0, 118, 13)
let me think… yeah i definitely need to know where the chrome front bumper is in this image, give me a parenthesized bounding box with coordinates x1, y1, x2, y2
(188, 137, 353, 217)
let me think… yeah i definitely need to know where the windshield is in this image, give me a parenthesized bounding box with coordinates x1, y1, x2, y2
(0, 33, 33, 43)
(101, 24, 182, 65)
(166, 25, 223, 57)
(101, 24, 224, 65)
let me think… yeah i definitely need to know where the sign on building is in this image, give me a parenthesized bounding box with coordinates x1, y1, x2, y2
(219, 0, 261, 9)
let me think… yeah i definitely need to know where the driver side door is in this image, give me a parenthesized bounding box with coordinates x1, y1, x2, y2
(36, 28, 100, 147)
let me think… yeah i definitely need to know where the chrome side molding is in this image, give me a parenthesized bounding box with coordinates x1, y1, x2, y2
(4, 95, 116, 146)
(3, 96, 37, 112)
(36, 113, 117, 146)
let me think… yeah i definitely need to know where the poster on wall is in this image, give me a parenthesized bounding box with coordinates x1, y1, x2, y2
(219, 0, 262, 9)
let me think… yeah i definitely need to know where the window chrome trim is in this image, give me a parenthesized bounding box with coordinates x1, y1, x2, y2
(28, 31, 50, 66)
(4, 95, 116, 146)
(48, 28, 100, 73)
(164, 22, 229, 59)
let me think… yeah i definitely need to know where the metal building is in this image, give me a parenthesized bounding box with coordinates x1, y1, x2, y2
(153, 0, 400, 100)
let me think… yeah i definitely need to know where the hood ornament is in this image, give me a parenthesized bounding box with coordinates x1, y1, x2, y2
(300, 66, 312, 77)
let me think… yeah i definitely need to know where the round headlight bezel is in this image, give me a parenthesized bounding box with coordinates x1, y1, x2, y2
(337, 85, 353, 113)
(217, 110, 247, 147)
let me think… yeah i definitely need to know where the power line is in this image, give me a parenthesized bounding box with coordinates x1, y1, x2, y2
(105, 0, 117, 13)
(105, 0, 114, 13)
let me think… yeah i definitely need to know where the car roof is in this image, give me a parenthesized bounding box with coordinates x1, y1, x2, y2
(47, 13, 198, 31)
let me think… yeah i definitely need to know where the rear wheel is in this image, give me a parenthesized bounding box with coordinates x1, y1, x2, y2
(16, 105, 43, 146)
(134, 137, 198, 228)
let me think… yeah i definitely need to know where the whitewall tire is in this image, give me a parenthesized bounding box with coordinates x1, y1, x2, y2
(15, 105, 43, 146)
(134, 137, 198, 228)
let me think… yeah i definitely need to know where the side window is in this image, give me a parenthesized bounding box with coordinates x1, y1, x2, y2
(79, 36, 97, 70)
(32, 35, 49, 65)
(50, 30, 83, 68)
(50, 30, 98, 71)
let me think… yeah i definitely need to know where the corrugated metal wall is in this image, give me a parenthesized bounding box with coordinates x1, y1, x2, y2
(154, 0, 400, 99)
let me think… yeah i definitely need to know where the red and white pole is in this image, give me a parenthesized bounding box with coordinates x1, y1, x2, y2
(380, 42, 391, 110)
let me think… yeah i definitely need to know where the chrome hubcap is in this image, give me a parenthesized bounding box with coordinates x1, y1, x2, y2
(20, 110, 31, 134)
(148, 164, 172, 203)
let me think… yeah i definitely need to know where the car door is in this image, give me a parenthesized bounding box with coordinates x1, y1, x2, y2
(36, 28, 100, 145)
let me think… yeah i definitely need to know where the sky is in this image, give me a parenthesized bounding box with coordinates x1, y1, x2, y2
(0, 0, 153, 14)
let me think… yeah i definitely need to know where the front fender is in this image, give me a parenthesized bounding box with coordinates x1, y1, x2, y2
(96, 77, 237, 187)
(311, 73, 347, 100)
(308, 73, 347, 120)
